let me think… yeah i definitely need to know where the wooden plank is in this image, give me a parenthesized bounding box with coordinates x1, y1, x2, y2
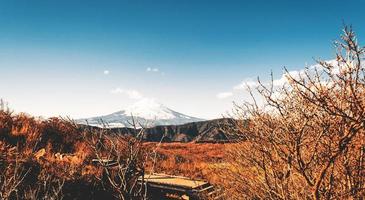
(142, 174, 208, 190)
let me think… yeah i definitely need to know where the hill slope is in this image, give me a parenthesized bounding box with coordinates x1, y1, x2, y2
(106, 118, 239, 142)
(77, 99, 204, 128)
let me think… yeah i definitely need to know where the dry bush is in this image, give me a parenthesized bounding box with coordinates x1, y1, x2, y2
(84, 124, 147, 200)
(0, 140, 66, 200)
(220, 26, 365, 200)
(0, 107, 147, 200)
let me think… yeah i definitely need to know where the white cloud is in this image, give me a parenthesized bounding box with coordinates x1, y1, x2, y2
(216, 92, 233, 99)
(234, 79, 259, 90)
(224, 61, 335, 100)
(272, 69, 307, 87)
(146, 67, 159, 72)
(103, 70, 110, 75)
(273, 74, 289, 87)
(110, 88, 143, 99)
(272, 61, 335, 87)
(233, 60, 344, 93)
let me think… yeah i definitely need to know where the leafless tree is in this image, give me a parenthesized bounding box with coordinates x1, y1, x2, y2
(84, 119, 147, 200)
(24, 172, 65, 200)
(221, 26, 365, 199)
(0, 149, 30, 199)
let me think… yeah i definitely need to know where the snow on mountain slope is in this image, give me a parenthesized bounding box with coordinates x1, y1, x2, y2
(77, 99, 204, 128)
(124, 98, 176, 120)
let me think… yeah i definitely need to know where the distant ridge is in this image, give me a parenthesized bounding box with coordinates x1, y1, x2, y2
(80, 118, 240, 143)
(77, 99, 204, 128)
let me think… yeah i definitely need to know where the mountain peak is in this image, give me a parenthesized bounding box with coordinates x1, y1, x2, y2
(77, 99, 204, 128)
(123, 98, 174, 120)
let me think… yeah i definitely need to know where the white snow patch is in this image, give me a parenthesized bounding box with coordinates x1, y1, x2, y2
(124, 98, 175, 120)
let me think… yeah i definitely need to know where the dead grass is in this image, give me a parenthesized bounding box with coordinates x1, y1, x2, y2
(0, 110, 226, 199)
(144, 142, 227, 185)
(0, 111, 144, 199)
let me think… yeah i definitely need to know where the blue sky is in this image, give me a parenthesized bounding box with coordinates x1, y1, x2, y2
(1, 0, 365, 119)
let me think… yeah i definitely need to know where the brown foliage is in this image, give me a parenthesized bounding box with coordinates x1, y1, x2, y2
(144, 142, 226, 185)
(221, 26, 365, 199)
(0, 110, 146, 200)
(84, 126, 146, 200)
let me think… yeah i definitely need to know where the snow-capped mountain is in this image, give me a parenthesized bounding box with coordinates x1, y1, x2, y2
(77, 99, 204, 128)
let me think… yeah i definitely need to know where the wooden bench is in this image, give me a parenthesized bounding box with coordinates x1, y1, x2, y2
(139, 173, 223, 200)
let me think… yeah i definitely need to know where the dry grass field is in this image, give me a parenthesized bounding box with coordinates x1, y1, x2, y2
(0, 110, 227, 199)
(144, 142, 227, 185)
